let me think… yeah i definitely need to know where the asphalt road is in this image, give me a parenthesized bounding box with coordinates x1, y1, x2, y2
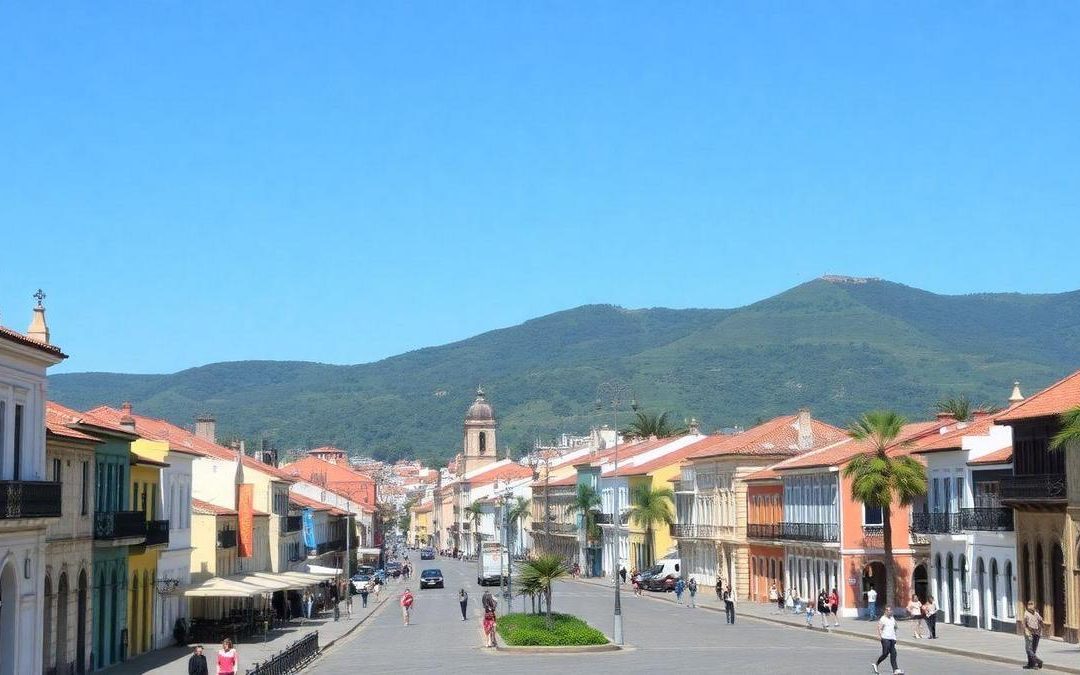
(306, 556, 1018, 674)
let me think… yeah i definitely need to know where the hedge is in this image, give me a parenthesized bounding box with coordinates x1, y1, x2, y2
(495, 612, 609, 646)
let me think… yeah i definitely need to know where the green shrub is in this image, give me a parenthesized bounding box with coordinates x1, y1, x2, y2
(495, 612, 609, 646)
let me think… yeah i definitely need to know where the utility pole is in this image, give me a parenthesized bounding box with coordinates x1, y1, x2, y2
(597, 381, 634, 647)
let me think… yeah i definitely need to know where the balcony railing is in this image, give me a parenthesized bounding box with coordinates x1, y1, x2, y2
(672, 480, 694, 493)
(962, 507, 1014, 531)
(0, 480, 62, 519)
(283, 515, 303, 533)
(217, 529, 237, 549)
(546, 522, 578, 534)
(594, 513, 613, 524)
(669, 523, 726, 539)
(94, 510, 147, 540)
(144, 519, 170, 546)
(778, 522, 839, 542)
(1002, 474, 1066, 501)
(910, 512, 962, 534)
(747, 523, 780, 539)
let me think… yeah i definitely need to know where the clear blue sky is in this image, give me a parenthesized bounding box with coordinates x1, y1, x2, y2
(2, 3, 1078, 374)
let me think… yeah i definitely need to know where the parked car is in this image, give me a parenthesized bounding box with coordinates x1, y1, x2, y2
(420, 547, 435, 560)
(419, 568, 444, 589)
(385, 561, 403, 578)
(641, 559, 681, 592)
(350, 573, 374, 594)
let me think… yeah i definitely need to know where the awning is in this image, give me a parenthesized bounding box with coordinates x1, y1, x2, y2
(356, 548, 381, 556)
(246, 572, 313, 591)
(183, 577, 267, 598)
(306, 564, 342, 578)
(228, 574, 294, 592)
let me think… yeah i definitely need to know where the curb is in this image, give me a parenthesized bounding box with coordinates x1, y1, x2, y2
(494, 643, 621, 654)
(567, 578, 1080, 674)
(315, 595, 392, 654)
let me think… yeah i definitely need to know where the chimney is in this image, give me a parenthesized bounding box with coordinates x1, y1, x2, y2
(935, 411, 957, 423)
(688, 417, 700, 435)
(195, 413, 216, 443)
(26, 289, 50, 344)
(797, 408, 814, 450)
(119, 401, 136, 432)
(1009, 381, 1024, 403)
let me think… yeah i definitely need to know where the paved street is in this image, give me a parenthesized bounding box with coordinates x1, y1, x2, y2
(306, 557, 1023, 674)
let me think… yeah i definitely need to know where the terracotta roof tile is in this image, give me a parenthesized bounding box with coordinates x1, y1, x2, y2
(912, 416, 997, 454)
(191, 498, 236, 516)
(774, 420, 949, 471)
(607, 437, 704, 477)
(0, 325, 66, 358)
(46, 402, 102, 442)
(968, 445, 1013, 465)
(744, 467, 781, 482)
(686, 416, 847, 460)
(996, 369, 1080, 422)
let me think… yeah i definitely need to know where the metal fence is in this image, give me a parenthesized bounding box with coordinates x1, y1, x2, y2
(245, 632, 319, 675)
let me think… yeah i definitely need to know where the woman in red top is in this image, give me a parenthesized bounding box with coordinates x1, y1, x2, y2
(482, 609, 498, 648)
(828, 589, 840, 627)
(216, 638, 238, 675)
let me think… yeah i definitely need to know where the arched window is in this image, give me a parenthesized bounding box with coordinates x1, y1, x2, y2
(959, 555, 968, 611)
(990, 558, 999, 618)
(478, 432, 486, 454)
(1004, 560, 1014, 618)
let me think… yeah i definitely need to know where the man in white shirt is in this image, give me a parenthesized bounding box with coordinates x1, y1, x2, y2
(867, 586, 878, 620)
(873, 606, 902, 674)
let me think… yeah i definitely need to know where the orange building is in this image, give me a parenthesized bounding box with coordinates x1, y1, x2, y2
(745, 468, 784, 602)
(284, 455, 377, 509)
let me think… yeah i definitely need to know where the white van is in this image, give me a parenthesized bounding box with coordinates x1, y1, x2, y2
(641, 558, 681, 592)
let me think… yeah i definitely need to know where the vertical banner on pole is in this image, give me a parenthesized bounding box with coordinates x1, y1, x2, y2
(237, 483, 254, 558)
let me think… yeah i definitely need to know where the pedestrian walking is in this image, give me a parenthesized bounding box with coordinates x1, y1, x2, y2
(866, 586, 878, 620)
(1023, 601, 1044, 669)
(373, 579, 381, 599)
(715, 575, 724, 600)
(786, 588, 796, 613)
(483, 607, 498, 648)
(482, 590, 497, 613)
(777, 585, 786, 613)
(188, 646, 208, 675)
(674, 577, 686, 605)
(817, 589, 831, 629)
(619, 566, 627, 584)
(359, 585, 370, 608)
(401, 588, 414, 626)
(216, 639, 238, 675)
(906, 595, 923, 638)
(922, 596, 937, 639)
(829, 588, 840, 627)
(459, 589, 469, 621)
(804, 594, 815, 627)
(723, 585, 736, 624)
(872, 606, 902, 674)
(687, 578, 698, 608)
(768, 583, 778, 608)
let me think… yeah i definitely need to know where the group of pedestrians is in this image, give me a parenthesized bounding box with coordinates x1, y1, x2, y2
(186, 639, 238, 675)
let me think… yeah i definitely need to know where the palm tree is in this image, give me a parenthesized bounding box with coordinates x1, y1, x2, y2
(621, 411, 685, 439)
(843, 410, 927, 613)
(463, 500, 485, 558)
(507, 497, 531, 556)
(627, 484, 675, 568)
(934, 395, 972, 422)
(1051, 405, 1080, 450)
(567, 484, 601, 545)
(515, 554, 569, 628)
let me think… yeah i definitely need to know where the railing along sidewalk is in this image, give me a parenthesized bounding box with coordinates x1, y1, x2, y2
(245, 631, 319, 675)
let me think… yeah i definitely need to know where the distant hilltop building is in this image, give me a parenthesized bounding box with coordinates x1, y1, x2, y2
(820, 274, 881, 284)
(307, 445, 349, 464)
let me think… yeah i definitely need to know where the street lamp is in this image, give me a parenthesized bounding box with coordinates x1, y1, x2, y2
(595, 380, 635, 647)
(501, 484, 514, 604)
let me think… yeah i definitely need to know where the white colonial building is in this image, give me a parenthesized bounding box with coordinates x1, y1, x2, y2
(155, 443, 197, 649)
(0, 297, 66, 675)
(911, 413, 1018, 633)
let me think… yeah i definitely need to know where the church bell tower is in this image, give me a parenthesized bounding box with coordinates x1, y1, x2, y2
(463, 386, 498, 475)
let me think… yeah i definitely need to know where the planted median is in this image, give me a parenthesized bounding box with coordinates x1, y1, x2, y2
(497, 612, 608, 646)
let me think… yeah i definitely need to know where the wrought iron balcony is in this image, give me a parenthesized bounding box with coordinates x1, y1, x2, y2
(778, 522, 839, 542)
(1001, 474, 1066, 502)
(672, 480, 694, 493)
(961, 507, 1013, 531)
(217, 529, 237, 549)
(282, 515, 303, 532)
(94, 510, 147, 540)
(0, 480, 62, 519)
(594, 513, 614, 525)
(747, 523, 780, 539)
(145, 519, 170, 546)
(910, 512, 962, 534)
(669, 523, 725, 539)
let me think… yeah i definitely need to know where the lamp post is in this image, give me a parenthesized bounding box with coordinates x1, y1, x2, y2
(596, 381, 635, 647)
(501, 484, 514, 603)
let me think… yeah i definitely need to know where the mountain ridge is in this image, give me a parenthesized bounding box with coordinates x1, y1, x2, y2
(48, 278, 1080, 463)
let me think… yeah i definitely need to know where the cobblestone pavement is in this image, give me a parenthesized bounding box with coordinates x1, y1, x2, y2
(306, 557, 1033, 674)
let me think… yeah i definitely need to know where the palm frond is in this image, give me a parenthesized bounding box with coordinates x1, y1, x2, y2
(1050, 406, 1080, 450)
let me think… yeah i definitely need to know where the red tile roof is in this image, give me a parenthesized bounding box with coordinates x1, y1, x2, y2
(968, 445, 1013, 465)
(46, 402, 102, 442)
(465, 460, 534, 486)
(191, 498, 236, 516)
(912, 416, 998, 454)
(774, 420, 949, 471)
(284, 456, 376, 503)
(744, 467, 781, 482)
(610, 439, 704, 477)
(88, 405, 299, 482)
(289, 492, 349, 516)
(0, 325, 67, 358)
(685, 415, 848, 460)
(996, 369, 1080, 422)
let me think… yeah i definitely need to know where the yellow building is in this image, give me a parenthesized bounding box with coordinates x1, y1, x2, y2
(623, 445, 699, 572)
(410, 500, 433, 547)
(127, 439, 169, 658)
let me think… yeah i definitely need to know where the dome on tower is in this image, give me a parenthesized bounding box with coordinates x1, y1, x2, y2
(465, 386, 495, 422)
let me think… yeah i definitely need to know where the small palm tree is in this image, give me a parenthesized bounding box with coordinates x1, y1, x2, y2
(507, 497, 531, 556)
(934, 395, 972, 422)
(1051, 405, 1080, 450)
(463, 500, 485, 558)
(515, 554, 568, 627)
(621, 411, 685, 439)
(627, 484, 675, 568)
(844, 411, 927, 613)
(567, 484, 601, 543)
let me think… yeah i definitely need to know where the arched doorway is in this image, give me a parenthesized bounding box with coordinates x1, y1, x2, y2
(862, 562, 886, 614)
(1035, 544, 1045, 613)
(56, 573, 69, 672)
(976, 558, 987, 629)
(0, 562, 18, 675)
(1052, 545, 1066, 637)
(143, 570, 153, 653)
(946, 553, 955, 623)
(77, 570, 88, 674)
(130, 572, 140, 658)
(912, 563, 928, 603)
(43, 575, 54, 673)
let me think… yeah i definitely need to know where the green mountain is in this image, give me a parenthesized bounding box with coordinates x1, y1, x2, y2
(48, 277, 1080, 464)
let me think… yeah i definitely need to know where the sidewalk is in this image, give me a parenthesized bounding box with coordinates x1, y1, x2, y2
(571, 576, 1080, 673)
(105, 594, 388, 674)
